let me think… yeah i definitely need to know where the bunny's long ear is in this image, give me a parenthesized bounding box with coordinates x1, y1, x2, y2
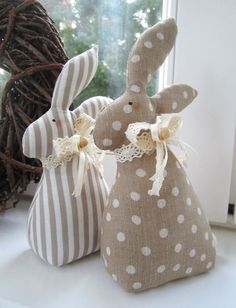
(151, 84, 198, 114)
(73, 96, 113, 119)
(51, 46, 98, 110)
(127, 18, 177, 93)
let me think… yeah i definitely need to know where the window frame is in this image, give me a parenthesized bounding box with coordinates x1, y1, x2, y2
(159, 0, 178, 90)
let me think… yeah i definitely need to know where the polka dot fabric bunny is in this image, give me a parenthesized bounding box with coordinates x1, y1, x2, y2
(93, 19, 216, 292)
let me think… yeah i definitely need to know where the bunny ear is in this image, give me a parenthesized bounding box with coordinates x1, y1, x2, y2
(151, 84, 198, 114)
(73, 96, 113, 119)
(51, 46, 98, 110)
(127, 18, 177, 93)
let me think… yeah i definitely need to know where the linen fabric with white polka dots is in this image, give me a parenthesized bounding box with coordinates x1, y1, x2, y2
(101, 151, 216, 292)
(93, 18, 216, 292)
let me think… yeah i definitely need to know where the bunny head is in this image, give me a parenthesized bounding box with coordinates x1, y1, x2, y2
(93, 19, 198, 151)
(22, 46, 111, 160)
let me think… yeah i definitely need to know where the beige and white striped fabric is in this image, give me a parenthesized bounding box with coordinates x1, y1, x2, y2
(74, 96, 112, 119)
(22, 46, 113, 266)
(52, 46, 99, 110)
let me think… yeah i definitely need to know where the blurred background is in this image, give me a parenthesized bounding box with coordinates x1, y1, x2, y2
(0, 0, 162, 106)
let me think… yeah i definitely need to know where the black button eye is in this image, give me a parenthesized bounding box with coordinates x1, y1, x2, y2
(128, 102, 133, 105)
(52, 119, 56, 122)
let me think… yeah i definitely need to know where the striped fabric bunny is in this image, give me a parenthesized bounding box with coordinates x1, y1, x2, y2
(22, 46, 112, 266)
(93, 19, 216, 292)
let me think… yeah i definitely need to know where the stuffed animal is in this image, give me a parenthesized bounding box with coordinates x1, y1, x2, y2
(22, 46, 112, 266)
(93, 19, 216, 292)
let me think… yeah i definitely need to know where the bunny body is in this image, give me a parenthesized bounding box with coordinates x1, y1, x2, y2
(101, 150, 215, 291)
(27, 152, 108, 266)
(23, 47, 111, 266)
(93, 20, 216, 291)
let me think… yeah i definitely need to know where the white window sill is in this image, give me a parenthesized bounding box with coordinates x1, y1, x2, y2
(0, 198, 236, 308)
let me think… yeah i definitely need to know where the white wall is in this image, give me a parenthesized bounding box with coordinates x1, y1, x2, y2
(173, 0, 236, 222)
(229, 129, 236, 209)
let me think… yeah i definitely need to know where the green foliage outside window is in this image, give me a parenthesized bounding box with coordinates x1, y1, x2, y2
(0, 0, 162, 106)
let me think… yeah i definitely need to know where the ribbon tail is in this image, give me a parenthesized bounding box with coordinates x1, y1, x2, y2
(148, 142, 168, 196)
(96, 150, 105, 176)
(168, 137, 195, 168)
(72, 151, 87, 197)
(88, 143, 105, 177)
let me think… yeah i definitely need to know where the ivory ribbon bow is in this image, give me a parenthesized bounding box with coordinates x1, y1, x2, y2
(125, 114, 188, 196)
(53, 113, 103, 197)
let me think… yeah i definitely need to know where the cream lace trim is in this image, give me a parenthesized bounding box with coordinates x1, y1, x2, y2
(41, 153, 73, 169)
(114, 143, 146, 163)
(114, 131, 155, 163)
(114, 114, 188, 196)
(40, 113, 103, 197)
